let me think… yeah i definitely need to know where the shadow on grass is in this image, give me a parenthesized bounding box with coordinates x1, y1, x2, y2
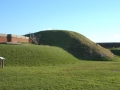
(110, 49, 120, 56)
(66, 50, 111, 61)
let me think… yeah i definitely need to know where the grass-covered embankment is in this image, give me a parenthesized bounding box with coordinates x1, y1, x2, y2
(0, 44, 78, 66)
(0, 45, 120, 90)
(28, 30, 114, 60)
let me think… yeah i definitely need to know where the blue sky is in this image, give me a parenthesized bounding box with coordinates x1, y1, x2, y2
(0, 0, 120, 42)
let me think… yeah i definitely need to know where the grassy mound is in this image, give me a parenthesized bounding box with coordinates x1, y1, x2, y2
(30, 30, 114, 60)
(0, 44, 78, 66)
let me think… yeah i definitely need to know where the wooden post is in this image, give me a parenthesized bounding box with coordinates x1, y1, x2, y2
(0, 59, 4, 68)
(2, 60, 4, 68)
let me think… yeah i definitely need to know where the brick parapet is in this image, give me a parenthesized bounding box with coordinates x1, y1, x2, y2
(0, 33, 29, 43)
(0, 33, 7, 37)
(7, 34, 29, 39)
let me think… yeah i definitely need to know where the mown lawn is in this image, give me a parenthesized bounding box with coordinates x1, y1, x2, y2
(0, 45, 120, 90)
(0, 61, 120, 90)
(0, 44, 78, 66)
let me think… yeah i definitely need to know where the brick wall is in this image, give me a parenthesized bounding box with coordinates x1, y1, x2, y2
(11, 37, 29, 42)
(0, 37, 7, 42)
(8, 34, 29, 43)
(0, 34, 7, 42)
(0, 34, 29, 43)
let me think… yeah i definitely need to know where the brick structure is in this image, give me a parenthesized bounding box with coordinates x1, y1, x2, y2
(0, 33, 29, 43)
(0, 34, 7, 42)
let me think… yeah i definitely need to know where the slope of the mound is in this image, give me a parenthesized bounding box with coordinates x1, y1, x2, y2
(32, 30, 114, 60)
(0, 44, 78, 66)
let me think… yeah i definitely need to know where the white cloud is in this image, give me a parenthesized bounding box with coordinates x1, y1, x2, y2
(48, 28, 52, 30)
(42, 29, 46, 30)
(42, 28, 52, 30)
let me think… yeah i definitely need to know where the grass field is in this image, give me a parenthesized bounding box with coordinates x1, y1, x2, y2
(0, 61, 120, 90)
(0, 44, 120, 90)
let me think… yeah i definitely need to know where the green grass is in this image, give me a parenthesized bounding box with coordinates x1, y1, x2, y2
(110, 47, 120, 56)
(27, 30, 114, 60)
(0, 61, 120, 90)
(0, 45, 120, 90)
(0, 44, 78, 66)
